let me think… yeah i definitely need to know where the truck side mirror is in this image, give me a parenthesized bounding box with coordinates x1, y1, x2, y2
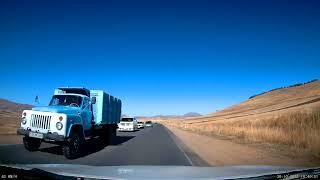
(91, 97, 96, 104)
(35, 96, 39, 104)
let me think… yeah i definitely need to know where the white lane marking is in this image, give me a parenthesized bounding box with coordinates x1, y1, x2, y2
(163, 126, 194, 166)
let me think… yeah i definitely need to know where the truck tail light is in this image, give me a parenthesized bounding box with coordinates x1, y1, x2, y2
(59, 116, 63, 121)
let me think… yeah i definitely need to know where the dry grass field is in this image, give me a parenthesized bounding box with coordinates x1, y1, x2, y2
(162, 80, 320, 158)
(0, 111, 21, 135)
(0, 99, 32, 135)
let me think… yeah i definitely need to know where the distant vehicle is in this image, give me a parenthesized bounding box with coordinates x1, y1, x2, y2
(145, 121, 153, 127)
(17, 87, 122, 159)
(118, 117, 138, 131)
(137, 122, 144, 129)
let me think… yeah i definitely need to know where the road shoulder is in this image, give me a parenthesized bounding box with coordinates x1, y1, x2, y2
(164, 126, 210, 166)
(0, 135, 22, 145)
(165, 125, 319, 167)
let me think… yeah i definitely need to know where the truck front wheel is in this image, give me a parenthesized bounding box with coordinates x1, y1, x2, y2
(23, 137, 41, 151)
(63, 132, 83, 159)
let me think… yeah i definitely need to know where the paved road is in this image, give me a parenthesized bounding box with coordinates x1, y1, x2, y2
(0, 124, 207, 166)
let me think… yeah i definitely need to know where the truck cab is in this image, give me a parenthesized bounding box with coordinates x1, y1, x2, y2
(17, 87, 121, 159)
(47, 92, 93, 136)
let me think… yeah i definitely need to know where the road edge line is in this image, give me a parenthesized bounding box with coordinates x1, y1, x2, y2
(162, 125, 194, 166)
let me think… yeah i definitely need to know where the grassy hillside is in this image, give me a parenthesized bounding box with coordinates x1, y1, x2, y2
(163, 80, 320, 158)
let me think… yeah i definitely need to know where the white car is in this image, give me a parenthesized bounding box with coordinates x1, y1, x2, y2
(137, 122, 144, 129)
(145, 121, 153, 127)
(118, 117, 138, 132)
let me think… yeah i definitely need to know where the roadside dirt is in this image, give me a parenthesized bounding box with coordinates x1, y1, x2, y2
(0, 135, 22, 144)
(166, 125, 319, 167)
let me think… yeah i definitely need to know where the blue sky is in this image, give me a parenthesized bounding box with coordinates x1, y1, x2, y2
(0, 0, 319, 116)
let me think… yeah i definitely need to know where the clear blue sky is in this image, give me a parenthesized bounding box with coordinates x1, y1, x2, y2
(0, 0, 319, 116)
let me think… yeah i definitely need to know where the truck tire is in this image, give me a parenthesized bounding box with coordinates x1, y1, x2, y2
(100, 129, 109, 145)
(63, 131, 84, 159)
(110, 126, 117, 144)
(100, 126, 116, 145)
(23, 137, 41, 151)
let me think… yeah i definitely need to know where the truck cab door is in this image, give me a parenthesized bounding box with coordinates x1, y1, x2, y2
(81, 97, 92, 136)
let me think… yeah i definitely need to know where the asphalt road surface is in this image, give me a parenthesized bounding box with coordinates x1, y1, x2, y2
(0, 124, 207, 166)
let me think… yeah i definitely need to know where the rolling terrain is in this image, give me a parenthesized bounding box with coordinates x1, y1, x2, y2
(0, 99, 33, 135)
(162, 80, 320, 159)
(137, 112, 202, 121)
(0, 80, 319, 166)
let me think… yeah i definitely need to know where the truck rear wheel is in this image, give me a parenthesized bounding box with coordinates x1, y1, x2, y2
(101, 126, 116, 145)
(100, 129, 109, 145)
(23, 137, 41, 151)
(63, 131, 84, 159)
(109, 126, 116, 145)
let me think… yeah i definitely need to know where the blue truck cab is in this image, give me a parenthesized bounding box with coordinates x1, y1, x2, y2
(17, 87, 122, 159)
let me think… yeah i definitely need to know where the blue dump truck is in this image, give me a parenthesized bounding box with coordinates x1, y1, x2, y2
(17, 87, 122, 159)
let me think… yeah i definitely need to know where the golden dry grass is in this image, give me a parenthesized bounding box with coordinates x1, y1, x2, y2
(162, 81, 320, 158)
(0, 111, 20, 135)
(164, 106, 320, 158)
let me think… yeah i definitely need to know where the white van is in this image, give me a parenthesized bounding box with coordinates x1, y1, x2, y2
(118, 117, 138, 132)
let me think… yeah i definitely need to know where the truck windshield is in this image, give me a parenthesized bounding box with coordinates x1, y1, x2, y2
(49, 95, 83, 107)
(121, 118, 134, 122)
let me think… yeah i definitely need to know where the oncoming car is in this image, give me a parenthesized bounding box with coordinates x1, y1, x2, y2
(118, 117, 138, 132)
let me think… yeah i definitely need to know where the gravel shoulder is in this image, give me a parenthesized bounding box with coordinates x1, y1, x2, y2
(165, 125, 319, 167)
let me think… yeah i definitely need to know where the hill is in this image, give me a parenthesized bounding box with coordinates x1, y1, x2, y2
(137, 112, 202, 121)
(0, 99, 33, 134)
(192, 79, 320, 122)
(182, 112, 202, 117)
(163, 80, 320, 158)
(0, 98, 33, 113)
